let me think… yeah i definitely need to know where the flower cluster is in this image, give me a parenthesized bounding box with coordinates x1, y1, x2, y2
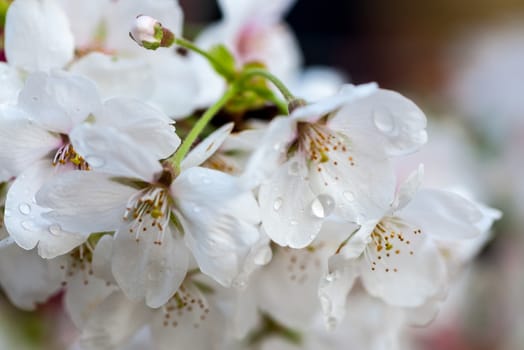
(0, 0, 500, 349)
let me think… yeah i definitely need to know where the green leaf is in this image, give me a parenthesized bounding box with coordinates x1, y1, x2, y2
(208, 44, 236, 81)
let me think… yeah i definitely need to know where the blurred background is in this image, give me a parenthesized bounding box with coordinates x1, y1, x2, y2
(2, 0, 524, 348)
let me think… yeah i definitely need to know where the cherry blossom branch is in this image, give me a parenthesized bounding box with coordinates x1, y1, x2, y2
(239, 68, 296, 103)
(169, 84, 238, 170)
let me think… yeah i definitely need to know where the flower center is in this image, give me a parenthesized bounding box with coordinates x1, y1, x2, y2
(124, 186, 170, 245)
(52, 142, 90, 170)
(161, 282, 210, 329)
(365, 217, 422, 273)
(60, 242, 95, 286)
(296, 122, 356, 167)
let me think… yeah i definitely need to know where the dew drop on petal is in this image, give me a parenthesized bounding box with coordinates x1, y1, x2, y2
(310, 194, 335, 218)
(86, 155, 105, 168)
(48, 224, 61, 236)
(273, 197, 283, 211)
(325, 271, 339, 282)
(343, 191, 354, 202)
(21, 220, 37, 231)
(273, 143, 281, 151)
(373, 110, 395, 134)
(18, 203, 31, 215)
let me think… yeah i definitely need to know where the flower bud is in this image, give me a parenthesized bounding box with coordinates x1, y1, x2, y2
(129, 15, 175, 50)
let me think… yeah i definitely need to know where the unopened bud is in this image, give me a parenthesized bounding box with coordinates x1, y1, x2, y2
(129, 15, 175, 50)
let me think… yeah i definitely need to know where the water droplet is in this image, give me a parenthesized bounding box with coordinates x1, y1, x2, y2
(373, 110, 395, 134)
(273, 197, 283, 211)
(310, 194, 335, 218)
(273, 143, 281, 151)
(288, 160, 300, 176)
(4, 209, 11, 217)
(18, 203, 31, 215)
(343, 191, 354, 202)
(290, 218, 298, 226)
(325, 272, 338, 282)
(21, 220, 37, 231)
(48, 224, 61, 236)
(86, 155, 105, 168)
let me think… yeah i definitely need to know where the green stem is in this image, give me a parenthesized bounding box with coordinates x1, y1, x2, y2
(169, 85, 238, 170)
(239, 68, 296, 102)
(248, 86, 289, 115)
(174, 37, 230, 76)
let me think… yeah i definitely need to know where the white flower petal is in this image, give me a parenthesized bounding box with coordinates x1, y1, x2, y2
(19, 71, 101, 133)
(0, 105, 60, 178)
(36, 171, 136, 234)
(337, 220, 377, 259)
(218, 0, 297, 24)
(308, 136, 395, 224)
(4, 161, 86, 258)
(173, 167, 260, 286)
(259, 156, 324, 248)
(392, 163, 424, 211)
(65, 272, 119, 329)
(0, 244, 63, 310)
(92, 235, 117, 284)
(70, 125, 162, 182)
(56, 0, 107, 48)
(291, 67, 346, 102)
(257, 246, 325, 329)
(359, 219, 447, 307)
(147, 53, 200, 119)
(151, 282, 224, 350)
(0, 63, 23, 105)
(291, 83, 377, 123)
(399, 189, 485, 239)
(80, 292, 154, 350)
(5, 0, 74, 72)
(329, 88, 427, 156)
(181, 123, 234, 171)
(318, 255, 359, 329)
(69, 53, 155, 102)
(112, 226, 188, 308)
(241, 116, 295, 189)
(403, 297, 442, 327)
(95, 97, 180, 159)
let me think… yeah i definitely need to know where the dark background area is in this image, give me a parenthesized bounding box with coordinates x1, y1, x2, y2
(180, 0, 524, 96)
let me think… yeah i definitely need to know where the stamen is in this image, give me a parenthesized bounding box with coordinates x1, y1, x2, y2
(124, 186, 170, 245)
(52, 143, 90, 170)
